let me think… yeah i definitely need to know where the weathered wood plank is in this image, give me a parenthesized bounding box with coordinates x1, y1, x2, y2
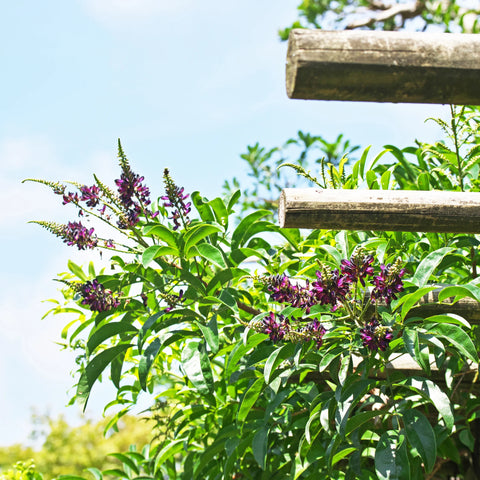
(366, 288, 480, 324)
(279, 188, 480, 233)
(286, 29, 480, 104)
(296, 354, 478, 385)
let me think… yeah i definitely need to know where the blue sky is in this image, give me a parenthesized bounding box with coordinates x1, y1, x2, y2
(0, 0, 449, 446)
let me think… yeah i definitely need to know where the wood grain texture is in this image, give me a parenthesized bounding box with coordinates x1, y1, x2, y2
(286, 29, 480, 104)
(279, 188, 480, 233)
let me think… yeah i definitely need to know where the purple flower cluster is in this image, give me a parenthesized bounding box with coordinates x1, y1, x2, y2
(62, 192, 79, 205)
(302, 319, 327, 348)
(360, 318, 394, 351)
(370, 260, 405, 305)
(115, 172, 151, 209)
(312, 268, 350, 311)
(79, 279, 120, 312)
(267, 267, 350, 313)
(165, 289, 185, 312)
(267, 251, 404, 315)
(62, 221, 98, 250)
(261, 251, 405, 353)
(62, 185, 102, 210)
(262, 312, 290, 342)
(79, 185, 101, 207)
(162, 169, 191, 231)
(341, 252, 374, 286)
(268, 275, 316, 314)
(115, 171, 154, 229)
(260, 312, 326, 348)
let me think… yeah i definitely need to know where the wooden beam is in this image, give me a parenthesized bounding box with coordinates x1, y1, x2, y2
(286, 29, 480, 104)
(278, 188, 480, 233)
(367, 289, 480, 324)
(297, 355, 478, 385)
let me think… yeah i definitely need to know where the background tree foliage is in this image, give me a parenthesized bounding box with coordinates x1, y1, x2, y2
(0, 415, 154, 480)
(279, 0, 480, 38)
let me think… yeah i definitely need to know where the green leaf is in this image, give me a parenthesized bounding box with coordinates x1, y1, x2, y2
(336, 378, 376, 436)
(184, 223, 223, 256)
(195, 243, 227, 268)
(264, 342, 296, 384)
(226, 189, 241, 213)
(195, 315, 219, 354)
(357, 145, 372, 180)
(397, 286, 437, 320)
(142, 245, 178, 267)
(438, 284, 480, 303)
(191, 191, 215, 222)
(110, 350, 126, 389)
(318, 347, 343, 373)
(181, 341, 214, 394)
(426, 323, 479, 363)
(87, 322, 138, 355)
(138, 338, 161, 391)
(76, 344, 131, 410)
(226, 333, 267, 378)
(85, 468, 102, 480)
(403, 328, 430, 374)
(208, 197, 229, 226)
(375, 430, 410, 480)
(237, 376, 264, 423)
(252, 426, 268, 470)
(142, 224, 178, 248)
(138, 311, 165, 351)
(109, 453, 139, 474)
(397, 377, 454, 432)
(345, 410, 385, 436)
(278, 228, 302, 250)
(410, 247, 454, 287)
(231, 210, 272, 249)
(366, 170, 379, 189)
(332, 447, 356, 466)
(423, 314, 471, 329)
(206, 267, 248, 293)
(380, 169, 392, 190)
(318, 245, 342, 265)
(68, 260, 88, 281)
(404, 410, 436, 473)
(417, 172, 430, 190)
(153, 439, 185, 474)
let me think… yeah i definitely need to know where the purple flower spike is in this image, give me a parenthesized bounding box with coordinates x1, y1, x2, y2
(312, 268, 350, 311)
(262, 312, 290, 343)
(80, 185, 101, 207)
(114, 165, 155, 229)
(115, 172, 151, 209)
(62, 221, 98, 250)
(341, 250, 374, 286)
(62, 192, 79, 205)
(302, 319, 326, 349)
(267, 275, 316, 313)
(371, 258, 405, 305)
(162, 169, 191, 230)
(360, 318, 393, 351)
(79, 279, 120, 312)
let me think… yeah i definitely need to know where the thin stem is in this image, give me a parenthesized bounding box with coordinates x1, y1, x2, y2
(450, 104, 465, 191)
